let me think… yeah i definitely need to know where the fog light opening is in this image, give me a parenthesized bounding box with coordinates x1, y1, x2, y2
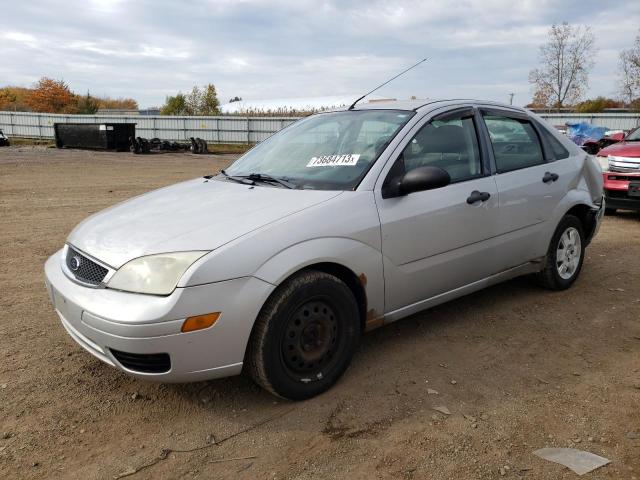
(181, 312, 221, 333)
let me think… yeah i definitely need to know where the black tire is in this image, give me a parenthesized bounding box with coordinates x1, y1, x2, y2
(605, 207, 617, 215)
(245, 271, 360, 400)
(536, 215, 585, 290)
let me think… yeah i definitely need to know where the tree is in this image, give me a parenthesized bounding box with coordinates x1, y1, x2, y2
(200, 84, 220, 115)
(185, 86, 201, 115)
(160, 93, 187, 115)
(0, 87, 32, 111)
(161, 84, 220, 115)
(574, 96, 622, 113)
(229, 96, 242, 103)
(618, 30, 640, 106)
(529, 23, 596, 111)
(26, 77, 76, 113)
(75, 91, 99, 114)
(526, 86, 554, 110)
(96, 97, 138, 110)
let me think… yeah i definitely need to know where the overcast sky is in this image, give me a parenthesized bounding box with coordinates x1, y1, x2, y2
(1, 0, 639, 108)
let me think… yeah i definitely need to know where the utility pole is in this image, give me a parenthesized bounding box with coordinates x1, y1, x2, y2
(508, 93, 515, 105)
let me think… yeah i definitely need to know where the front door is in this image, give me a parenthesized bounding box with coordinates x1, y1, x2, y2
(375, 108, 500, 313)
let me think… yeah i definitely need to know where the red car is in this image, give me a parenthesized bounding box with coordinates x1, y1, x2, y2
(598, 127, 640, 213)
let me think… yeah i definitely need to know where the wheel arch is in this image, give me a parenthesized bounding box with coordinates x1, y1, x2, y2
(564, 203, 599, 245)
(251, 237, 385, 333)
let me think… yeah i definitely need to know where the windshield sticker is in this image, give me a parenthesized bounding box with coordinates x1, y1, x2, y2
(306, 154, 360, 167)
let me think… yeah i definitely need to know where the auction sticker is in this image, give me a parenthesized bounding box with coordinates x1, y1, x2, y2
(306, 154, 360, 167)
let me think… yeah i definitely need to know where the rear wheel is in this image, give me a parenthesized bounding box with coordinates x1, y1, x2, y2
(246, 271, 360, 400)
(536, 215, 585, 290)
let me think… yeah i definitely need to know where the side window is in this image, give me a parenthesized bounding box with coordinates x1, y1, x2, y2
(483, 114, 544, 173)
(537, 124, 570, 160)
(400, 114, 482, 183)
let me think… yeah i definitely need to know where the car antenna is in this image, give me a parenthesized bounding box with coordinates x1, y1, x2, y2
(347, 58, 428, 110)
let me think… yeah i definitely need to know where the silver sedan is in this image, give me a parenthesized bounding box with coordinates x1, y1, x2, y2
(44, 99, 605, 399)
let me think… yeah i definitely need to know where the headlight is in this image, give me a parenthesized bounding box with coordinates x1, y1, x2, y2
(107, 251, 208, 295)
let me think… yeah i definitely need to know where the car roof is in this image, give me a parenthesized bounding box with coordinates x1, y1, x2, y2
(327, 98, 528, 114)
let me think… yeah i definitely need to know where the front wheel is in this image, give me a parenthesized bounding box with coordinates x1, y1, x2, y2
(245, 271, 360, 400)
(536, 215, 585, 290)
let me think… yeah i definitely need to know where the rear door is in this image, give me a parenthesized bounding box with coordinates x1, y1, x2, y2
(479, 108, 574, 270)
(375, 107, 501, 313)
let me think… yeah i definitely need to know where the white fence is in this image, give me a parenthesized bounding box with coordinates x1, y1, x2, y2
(1, 111, 639, 143)
(536, 113, 640, 131)
(0, 111, 300, 143)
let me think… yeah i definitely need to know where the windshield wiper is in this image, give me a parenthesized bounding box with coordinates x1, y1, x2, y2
(218, 169, 256, 185)
(244, 173, 296, 189)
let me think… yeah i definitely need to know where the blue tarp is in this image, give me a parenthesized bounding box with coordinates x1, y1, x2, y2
(566, 122, 607, 146)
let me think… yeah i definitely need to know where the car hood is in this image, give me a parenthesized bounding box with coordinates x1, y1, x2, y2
(68, 178, 342, 268)
(599, 141, 640, 157)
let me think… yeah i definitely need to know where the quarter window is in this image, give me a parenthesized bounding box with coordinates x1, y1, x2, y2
(537, 124, 570, 160)
(400, 114, 482, 183)
(483, 114, 544, 173)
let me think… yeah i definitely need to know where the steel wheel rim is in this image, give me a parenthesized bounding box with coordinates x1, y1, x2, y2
(556, 227, 581, 280)
(281, 299, 339, 376)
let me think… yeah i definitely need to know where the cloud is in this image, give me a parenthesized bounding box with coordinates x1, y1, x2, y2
(0, 0, 638, 107)
(2, 31, 39, 48)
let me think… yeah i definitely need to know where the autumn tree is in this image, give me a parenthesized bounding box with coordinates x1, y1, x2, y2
(96, 97, 138, 110)
(529, 23, 596, 110)
(574, 96, 622, 113)
(26, 77, 76, 113)
(0, 87, 32, 111)
(618, 30, 640, 106)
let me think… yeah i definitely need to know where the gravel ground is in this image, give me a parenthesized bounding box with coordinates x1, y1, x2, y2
(0, 146, 639, 480)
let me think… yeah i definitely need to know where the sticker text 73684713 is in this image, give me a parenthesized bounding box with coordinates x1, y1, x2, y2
(306, 154, 360, 167)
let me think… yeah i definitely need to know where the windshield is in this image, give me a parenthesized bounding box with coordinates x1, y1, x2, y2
(224, 110, 415, 190)
(626, 127, 640, 141)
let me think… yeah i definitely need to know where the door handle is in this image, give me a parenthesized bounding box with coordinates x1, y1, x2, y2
(542, 171, 559, 183)
(466, 190, 491, 204)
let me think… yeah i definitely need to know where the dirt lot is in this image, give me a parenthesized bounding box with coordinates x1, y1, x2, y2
(1, 146, 639, 480)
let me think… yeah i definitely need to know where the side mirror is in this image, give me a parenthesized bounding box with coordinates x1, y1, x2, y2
(398, 166, 451, 196)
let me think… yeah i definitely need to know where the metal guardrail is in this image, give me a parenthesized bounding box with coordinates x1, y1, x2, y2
(1, 111, 639, 143)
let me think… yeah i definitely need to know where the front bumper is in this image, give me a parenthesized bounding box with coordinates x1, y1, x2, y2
(44, 249, 275, 382)
(603, 171, 640, 211)
(604, 189, 640, 211)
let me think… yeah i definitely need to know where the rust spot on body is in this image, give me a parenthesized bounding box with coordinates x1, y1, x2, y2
(358, 273, 367, 287)
(364, 308, 384, 332)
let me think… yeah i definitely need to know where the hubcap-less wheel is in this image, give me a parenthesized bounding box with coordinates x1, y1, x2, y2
(281, 300, 338, 376)
(556, 227, 582, 280)
(246, 270, 359, 400)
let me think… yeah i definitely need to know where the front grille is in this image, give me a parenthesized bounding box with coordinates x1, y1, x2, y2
(609, 159, 640, 172)
(110, 349, 171, 373)
(66, 247, 108, 285)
